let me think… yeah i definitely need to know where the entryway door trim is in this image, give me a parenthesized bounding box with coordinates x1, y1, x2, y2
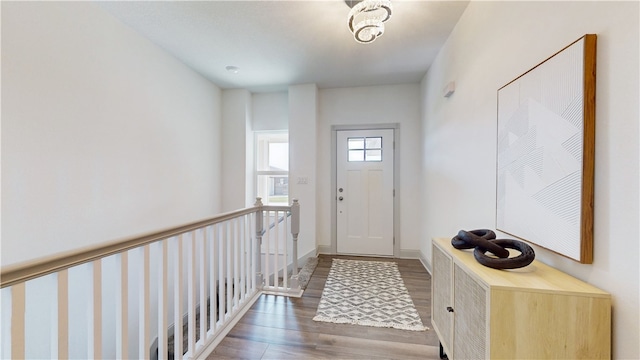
(330, 123, 400, 257)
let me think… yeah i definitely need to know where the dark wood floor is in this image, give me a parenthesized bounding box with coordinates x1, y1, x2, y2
(207, 255, 441, 359)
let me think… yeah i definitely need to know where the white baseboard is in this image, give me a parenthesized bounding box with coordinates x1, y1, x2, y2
(399, 249, 431, 274)
(192, 290, 262, 359)
(398, 249, 421, 259)
(298, 248, 317, 264)
(419, 249, 432, 275)
(317, 245, 332, 254)
(315, 246, 432, 273)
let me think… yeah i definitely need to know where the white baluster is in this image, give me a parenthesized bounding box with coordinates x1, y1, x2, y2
(254, 198, 264, 290)
(217, 224, 225, 324)
(158, 240, 169, 360)
(139, 245, 150, 360)
(58, 270, 69, 359)
(233, 218, 239, 309)
(199, 228, 208, 343)
(91, 260, 102, 359)
(240, 215, 246, 299)
(283, 211, 289, 290)
(209, 224, 218, 331)
(11, 283, 26, 359)
(116, 252, 129, 359)
(174, 236, 184, 359)
(225, 222, 232, 314)
(274, 211, 280, 289)
(264, 213, 270, 288)
(251, 211, 257, 292)
(242, 214, 253, 299)
(188, 231, 197, 356)
(248, 215, 252, 293)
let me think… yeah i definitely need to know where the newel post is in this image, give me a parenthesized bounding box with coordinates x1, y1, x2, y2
(288, 199, 302, 296)
(290, 199, 300, 277)
(255, 197, 264, 289)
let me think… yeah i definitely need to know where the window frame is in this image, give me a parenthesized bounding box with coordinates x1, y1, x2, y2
(254, 131, 289, 205)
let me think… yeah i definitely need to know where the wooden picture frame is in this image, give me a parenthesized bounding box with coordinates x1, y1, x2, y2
(496, 34, 596, 263)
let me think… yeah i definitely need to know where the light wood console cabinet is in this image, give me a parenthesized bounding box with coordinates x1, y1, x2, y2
(431, 237, 611, 359)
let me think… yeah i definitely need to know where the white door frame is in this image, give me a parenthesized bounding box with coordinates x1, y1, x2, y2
(330, 123, 400, 257)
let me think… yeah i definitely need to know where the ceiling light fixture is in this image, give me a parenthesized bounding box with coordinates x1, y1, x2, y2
(346, 0, 392, 44)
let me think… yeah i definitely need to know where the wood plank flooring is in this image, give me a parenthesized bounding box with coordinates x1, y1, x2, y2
(207, 255, 441, 359)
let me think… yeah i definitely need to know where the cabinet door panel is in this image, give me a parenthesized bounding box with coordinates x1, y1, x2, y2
(453, 264, 487, 359)
(432, 244, 453, 351)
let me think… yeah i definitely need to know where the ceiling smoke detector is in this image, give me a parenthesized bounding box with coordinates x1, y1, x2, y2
(225, 65, 240, 74)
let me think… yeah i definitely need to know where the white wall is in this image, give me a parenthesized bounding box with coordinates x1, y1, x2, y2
(252, 92, 288, 131)
(2, 1, 223, 266)
(288, 84, 318, 259)
(219, 90, 287, 211)
(251, 91, 288, 208)
(317, 84, 422, 255)
(420, 2, 639, 358)
(221, 89, 253, 211)
(2, 2, 223, 358)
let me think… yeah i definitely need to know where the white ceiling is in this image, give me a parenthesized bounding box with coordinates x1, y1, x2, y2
(97, 0, 469, 92)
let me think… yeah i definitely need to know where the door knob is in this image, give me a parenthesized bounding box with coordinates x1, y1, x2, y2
(339, 196, 344, 201)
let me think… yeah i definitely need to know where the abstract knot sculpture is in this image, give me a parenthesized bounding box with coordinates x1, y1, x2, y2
(451, 229, 535, 269)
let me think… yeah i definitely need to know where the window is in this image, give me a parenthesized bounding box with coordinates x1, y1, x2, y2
(348, 136, 382, 162)
(255, 132, 289, 205)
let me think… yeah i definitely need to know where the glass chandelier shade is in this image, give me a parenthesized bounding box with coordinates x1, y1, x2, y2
(347, 0, 393, 44)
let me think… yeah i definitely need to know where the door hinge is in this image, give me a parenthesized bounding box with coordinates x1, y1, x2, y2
(393, 189, 395, 197)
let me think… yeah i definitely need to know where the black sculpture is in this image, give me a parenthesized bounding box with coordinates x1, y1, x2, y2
(451, 229, 535, 269)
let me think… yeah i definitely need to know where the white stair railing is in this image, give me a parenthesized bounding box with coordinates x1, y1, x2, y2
(0, 199, 301, 359)
(254, 198, 302, 297)
(256, 199, 302, 297)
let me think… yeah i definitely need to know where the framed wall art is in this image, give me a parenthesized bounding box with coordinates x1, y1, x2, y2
(496, 34, 597, 263)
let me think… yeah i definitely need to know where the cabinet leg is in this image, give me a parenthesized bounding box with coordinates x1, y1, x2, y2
(439, 342, 448, 359)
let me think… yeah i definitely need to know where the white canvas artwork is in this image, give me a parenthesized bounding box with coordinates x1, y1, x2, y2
(496, 37, 590, 262)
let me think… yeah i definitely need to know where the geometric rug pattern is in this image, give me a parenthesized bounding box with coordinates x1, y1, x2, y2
(313, 259, 427, 331)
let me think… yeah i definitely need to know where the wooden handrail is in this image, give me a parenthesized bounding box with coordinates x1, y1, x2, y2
(1, 204, 291, 289)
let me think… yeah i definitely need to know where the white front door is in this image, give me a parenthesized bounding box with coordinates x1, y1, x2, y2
(336, 129, 394, 256)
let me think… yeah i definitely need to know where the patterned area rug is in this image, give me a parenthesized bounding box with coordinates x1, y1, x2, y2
(313, 259, 427, 331)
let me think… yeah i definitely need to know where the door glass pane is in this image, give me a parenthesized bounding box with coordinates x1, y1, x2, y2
(366, 149, 382, 161)
(348, 136, 384, 162)
(348, 150, 365, 162)
(348, 138, 365, 149)
(366, 137, 382, 149)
